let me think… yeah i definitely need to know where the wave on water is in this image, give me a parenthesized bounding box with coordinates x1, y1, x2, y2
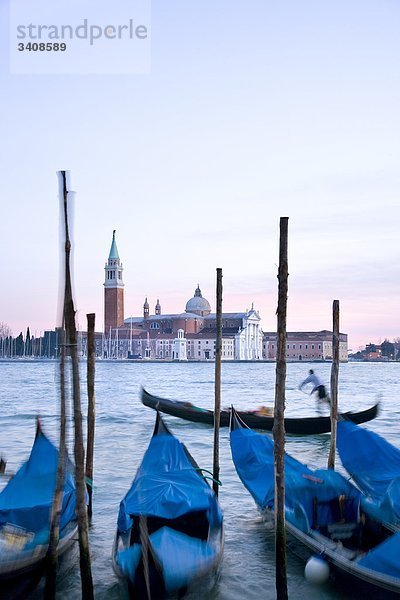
(96, 414, 136, 424)
(0, 412, 54, 421)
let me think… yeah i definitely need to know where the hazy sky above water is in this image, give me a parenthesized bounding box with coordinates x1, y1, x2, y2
(1, 0, 399, 351)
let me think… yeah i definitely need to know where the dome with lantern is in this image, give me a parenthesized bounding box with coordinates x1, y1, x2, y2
(185, 285, 211, 316)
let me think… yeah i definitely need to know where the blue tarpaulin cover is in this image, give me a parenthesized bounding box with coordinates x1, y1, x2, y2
(337, 420, 400, 500)
(149, 526, 217, 592)
(0, 430, 76, 537)
(337, 421, 400, 525)
(118, 433, 222, 534)
(117, 543, 142, 581)
(117, 526, 218, 591)
(230, 427, 360, 532)
(358, 530, 400, 578)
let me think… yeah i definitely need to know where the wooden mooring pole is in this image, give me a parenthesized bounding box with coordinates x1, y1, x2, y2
(45, 326, 67, 600)
(86, 313, 96, 519)
(273, 217, 289, 600)
(59, 170, 94, 599)
(213, 268, 223, 497)
(328, 300, 340, 469)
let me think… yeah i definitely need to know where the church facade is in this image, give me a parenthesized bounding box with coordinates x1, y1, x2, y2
(99, 232, 348, 361)
(33, 232, 347, 360)
(103, 232, 263, 361)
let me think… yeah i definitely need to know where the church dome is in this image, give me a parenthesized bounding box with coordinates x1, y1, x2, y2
(185, 285, 211, 316)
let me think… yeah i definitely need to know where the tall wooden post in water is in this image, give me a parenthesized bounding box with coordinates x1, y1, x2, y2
(273, 217, 289, 599)
(213, 268, 223, 497)
(86, 313, 96, 518)
(45, 326, 67, 599)
(328, 300, 340, 469)
(59, 170, 94, 598)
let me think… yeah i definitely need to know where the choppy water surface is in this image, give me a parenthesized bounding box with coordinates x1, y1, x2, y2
(0, 360, 398, 599)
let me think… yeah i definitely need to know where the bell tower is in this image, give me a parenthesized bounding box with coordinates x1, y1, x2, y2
(104, 230, 124, 332)
(143, 297, 149, 319)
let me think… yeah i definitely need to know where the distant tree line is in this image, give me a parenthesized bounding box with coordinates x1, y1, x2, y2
(381, 338, 399, 359)
(351, 337, 400, 361)
(0, 323, 61, 359)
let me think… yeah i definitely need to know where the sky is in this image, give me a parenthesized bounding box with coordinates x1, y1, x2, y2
(0, 0, 399, 351)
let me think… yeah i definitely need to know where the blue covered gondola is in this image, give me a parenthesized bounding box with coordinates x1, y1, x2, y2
(0, 423, 78, 596)
(112, 413, 223, 598)
(337, 419, 400, 529)
(230, 407, 400, 596)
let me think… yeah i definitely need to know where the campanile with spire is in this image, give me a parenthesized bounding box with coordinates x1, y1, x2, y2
(104, 230, 124, 332)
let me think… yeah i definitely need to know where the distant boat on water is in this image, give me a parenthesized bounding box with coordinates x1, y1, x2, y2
(141, 387, 379, 435)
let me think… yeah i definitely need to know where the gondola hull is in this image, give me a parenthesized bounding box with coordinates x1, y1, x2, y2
(230, 407, 400, 597)
(262, 508, 400, 598)
(0, 523, 78, 599)
(141, 388, 379, 435)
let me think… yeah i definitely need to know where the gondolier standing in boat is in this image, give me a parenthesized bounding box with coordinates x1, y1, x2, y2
(299, 369, 330, 402)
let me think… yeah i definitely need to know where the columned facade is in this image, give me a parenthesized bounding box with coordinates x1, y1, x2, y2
(172, 329, 188, 361)
(234, 307, 262, 360)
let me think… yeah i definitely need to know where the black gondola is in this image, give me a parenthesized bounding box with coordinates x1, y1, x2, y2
(141, 388, 379, 435)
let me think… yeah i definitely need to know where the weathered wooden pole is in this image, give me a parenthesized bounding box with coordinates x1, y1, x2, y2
(59, 170, 94, 598)
(273, 217, 289, 600)
(86, 313, 96, 519)
(139, 515, 152, 599)
(44, 324, 67, 599)
(213, 268, 223, 497)
(328, 300, 340, 469)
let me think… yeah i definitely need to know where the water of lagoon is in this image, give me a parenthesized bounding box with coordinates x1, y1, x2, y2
(0, 360, 398, 599)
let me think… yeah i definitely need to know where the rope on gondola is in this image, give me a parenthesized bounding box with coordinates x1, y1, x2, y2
(195, 467, 222, 486)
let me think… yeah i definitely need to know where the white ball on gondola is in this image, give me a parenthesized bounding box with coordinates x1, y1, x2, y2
(304, 555, 330, 584)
